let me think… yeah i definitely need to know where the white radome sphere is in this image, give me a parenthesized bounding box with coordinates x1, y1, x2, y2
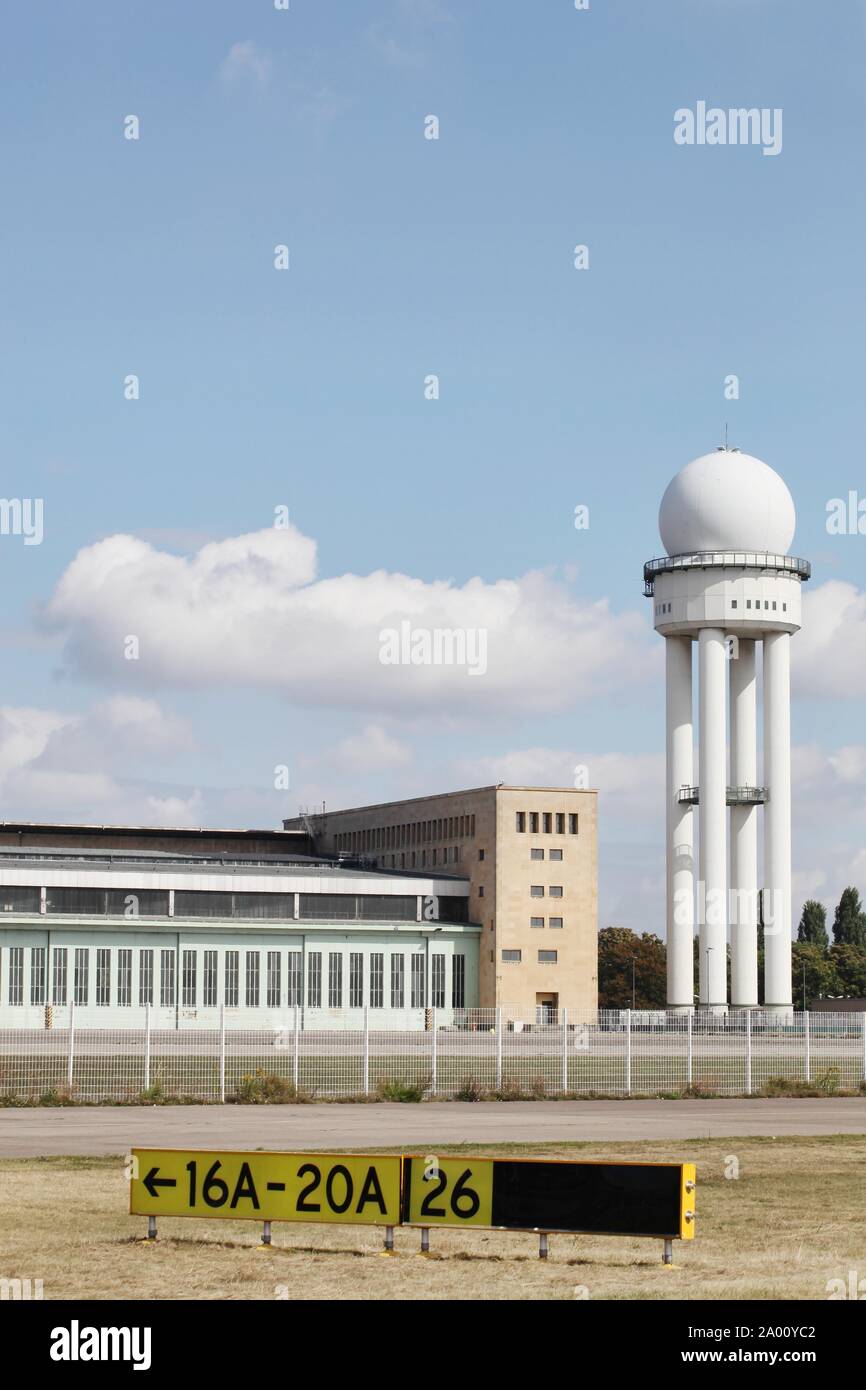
(658, 450, 796, 556)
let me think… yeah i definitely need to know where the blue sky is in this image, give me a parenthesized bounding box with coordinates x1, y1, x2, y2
(1, 1, 865, 935)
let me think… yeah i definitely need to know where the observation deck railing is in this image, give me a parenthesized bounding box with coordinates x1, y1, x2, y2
(643, 551, 811, 596)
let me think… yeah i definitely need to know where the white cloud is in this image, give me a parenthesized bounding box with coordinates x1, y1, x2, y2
(41, 524, 655, 719)
(454, 746, 664, 821)
(0, 699, 204, 827)
(0, 706, 71, 780)
(333, 724, 413, 774)
(219, 41, 272, 88)
(795, 580, 866, 697)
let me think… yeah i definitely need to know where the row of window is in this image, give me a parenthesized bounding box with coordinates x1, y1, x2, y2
(530, 848, 563, 861)
(530, 917, 563, 929)
(515, 812, 578, 835)
(3, 946, 467, 1010)
(530, 885, 563, 897)
(731, 599, 788, 612)
(335, 813, 476, 856)
(655, 599, 790, 617)
(0, 888, 467, 925)
(502, 949, 558, 964)
(359, 847, 463, 871)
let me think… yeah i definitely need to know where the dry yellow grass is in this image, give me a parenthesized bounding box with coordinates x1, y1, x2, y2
(1, 1136, 864, 1300)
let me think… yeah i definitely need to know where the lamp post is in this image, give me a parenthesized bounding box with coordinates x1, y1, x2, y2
(802, 960, 807, 1014)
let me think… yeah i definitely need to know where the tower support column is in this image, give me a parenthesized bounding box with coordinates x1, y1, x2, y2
(763, 632, 793, 1012)
(729, 639, 759, 1009)
(666, 636, 694, 1011)
(698, 628, 728, 1011)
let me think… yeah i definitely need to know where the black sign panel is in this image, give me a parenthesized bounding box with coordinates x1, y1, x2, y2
(490, 1159, 685, 1237)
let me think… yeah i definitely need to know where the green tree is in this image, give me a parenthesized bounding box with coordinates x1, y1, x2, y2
(598, 927, 666, 1009)
(797, 899, 829, 948)
(832, 887, 866, 948)
(828, 943, 866, 997)
(791, 941, 835, 1009)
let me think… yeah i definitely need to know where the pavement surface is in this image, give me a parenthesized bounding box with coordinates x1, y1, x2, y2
(0, 1098, 864, 1157)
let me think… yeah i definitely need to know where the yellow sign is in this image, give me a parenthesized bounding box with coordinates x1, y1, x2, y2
(129, 1149, 401, 1226)
(679, 1162, 697, 1240)
(403, 1155, 494, 1227)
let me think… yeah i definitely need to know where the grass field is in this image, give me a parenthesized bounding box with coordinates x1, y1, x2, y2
(1, 1135, 864, 1300)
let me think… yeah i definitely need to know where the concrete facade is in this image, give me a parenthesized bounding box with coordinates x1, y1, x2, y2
(285, 785, 598, 1016)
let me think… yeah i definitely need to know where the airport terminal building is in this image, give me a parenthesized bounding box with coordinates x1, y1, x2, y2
(285, 784, 598, 1017)
(0, 823, 478, 1031)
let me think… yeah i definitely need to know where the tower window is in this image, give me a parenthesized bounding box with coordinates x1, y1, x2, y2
(731, 600, 737, 609)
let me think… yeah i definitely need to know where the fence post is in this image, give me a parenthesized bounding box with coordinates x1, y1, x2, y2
(686, 1010, 693, 1088)
(144, 1004, 151, 1092)
(293, 1003, 300, 1092)
(744, 1009, 752, 1096)
(218, 1004, 226, 1104)
(66, 999, 75, 1091)
(625, 1009, 632, 1095)
(862, 1014, 866, 1084)
(363, 1005, 370, 1096)
(495, 1008, 502, 1091)
(561, 1007, 568, 1093)
(803, 1009, 811, 1082)
(430, 1008, 437, 1096)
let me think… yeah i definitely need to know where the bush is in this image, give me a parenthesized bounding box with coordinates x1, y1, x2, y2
(38, 1087, 77, 1107)
(759, 1076, 823, 1098)
(455, 1076, 484, 1102)
(138, 1080, 167, 1105)
(376, 1077, 429, 1103)
(232, 1069, 312, 1104)
(817, 1066, 840, 1095)
(491, 1081, 527, 1101)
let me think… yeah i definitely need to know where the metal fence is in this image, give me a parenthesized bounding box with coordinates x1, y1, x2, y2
(1, 1008, 864, 1103)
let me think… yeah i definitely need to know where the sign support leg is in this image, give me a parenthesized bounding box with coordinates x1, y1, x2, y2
(420, 1228, 430, 1255)
(663, 1238, 673, 1265)
(259, 1220, 272, 1248)
(382, 1225, 395, 1255)
(539, 1232, 549, 1261)
(147, 1216, 157, 1242)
